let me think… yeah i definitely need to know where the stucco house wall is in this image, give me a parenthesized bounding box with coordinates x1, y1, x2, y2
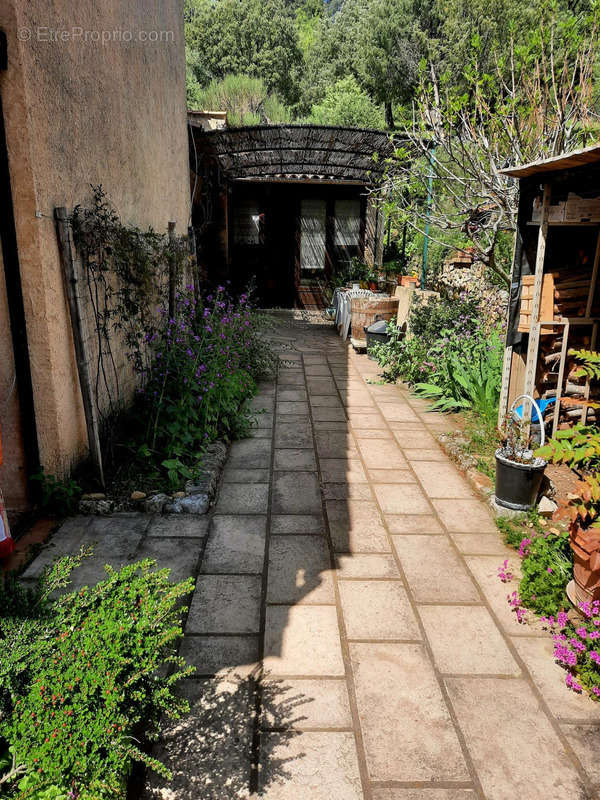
(0, 0, 190, 512)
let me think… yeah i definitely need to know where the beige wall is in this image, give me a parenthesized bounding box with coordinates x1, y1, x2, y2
(0, 0, 190, 492)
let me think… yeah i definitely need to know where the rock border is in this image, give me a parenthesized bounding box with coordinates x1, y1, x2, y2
(78, 441, 229, 516)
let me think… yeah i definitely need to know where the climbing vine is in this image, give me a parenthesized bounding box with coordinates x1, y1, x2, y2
(70, 186, 189, 430)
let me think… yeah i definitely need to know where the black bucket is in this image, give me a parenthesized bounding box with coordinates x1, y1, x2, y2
(495, 450, 546, 511)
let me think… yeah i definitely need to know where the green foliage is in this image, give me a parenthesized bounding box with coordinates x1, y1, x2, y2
(193, 74, 291, 126)
(0, 552, 194, 798)
(519, 531, 572, 617)
(185, 0, 303, 105)
(413, 324, 503, 419)
(30, 471, 82, 517)
(309, 76, 384, 128)
(537, 424, 600, 472)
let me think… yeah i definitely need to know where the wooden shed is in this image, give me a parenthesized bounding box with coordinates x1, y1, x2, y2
(188, 121, 394, 308)
(499, 144, 600, 432)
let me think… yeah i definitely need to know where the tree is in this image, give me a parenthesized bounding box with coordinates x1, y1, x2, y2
(356, 0, 421, 128)
(381, 4, 600, 286)
(193, 74, 291, 126)
(309, 76, 385, 127)
(185, 0, 303, 105)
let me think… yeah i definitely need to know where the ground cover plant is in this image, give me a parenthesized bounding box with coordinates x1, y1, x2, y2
(0, 551, 194, 798)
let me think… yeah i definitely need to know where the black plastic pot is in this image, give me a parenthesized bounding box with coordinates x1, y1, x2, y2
(494, 450, 546, 511)
(365, 318, 390, 360)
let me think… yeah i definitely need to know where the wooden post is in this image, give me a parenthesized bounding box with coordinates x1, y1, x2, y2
(55, 207, 105, 488)
(168, 220, 176, 320)
(522, 183, 552, 430)
(551, 320, 570, 436)
(585, 231, 600, 318)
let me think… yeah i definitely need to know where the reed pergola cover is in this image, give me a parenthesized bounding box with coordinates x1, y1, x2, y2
(191, 124, 395, 184)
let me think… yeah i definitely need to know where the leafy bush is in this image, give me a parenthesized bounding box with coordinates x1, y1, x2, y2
(413, 324, 503, 420)
(497, 514, 572, 618)
(546, 601, 600, 698)
(0, 551, 194, 798)
(30, 471, 82, 517)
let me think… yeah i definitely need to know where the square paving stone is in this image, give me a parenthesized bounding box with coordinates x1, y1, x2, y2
(350, 642, 468, 782)
(315, 431, 359, 458)
(248, 395, 275, 412)
(303, 354, 328, 364)
(305, 364, 332, 376)
(228, 438, 271, 468)
(353, 429, 393, 439)
(313, 420, 348, 431)
(419, 605, 520, 675)
(349, 413, 388, 430)
(412, 461, 474, 499)
(335, 553, 400, 578)
(133, 537, 203, 583)
(320, 459, 367, 483)
(267, 536, 334, 604)
(201, 515, 267, 574)
(179, 635, 259, 677)
(146, 676, 255, 800)
(21, 517, 91, 579)
(274, 448, 317, 471)
(393, 429, 438, 448)
(307, 378, 338, 395)
(271, 514, 325, 535)
(339, 580, 420, 640)
(372, 791, 476, 800)
(312, 406, 347, 422)
(277, 401, 310, 416)
(261, 678, 352, 729)
(258, 731, 362, 800)
(450, 533, 510, 555)
(386, 514, 444, 534)
(272, 471, 321, 514)
(560, 723, 600, 785)
(374, 484, 432, 515)
(368, 469, 415, 484)
(147, 514, 209, 538)
(323, 484, 373, 501)
(403, 448, 448, 462)
(358, 438, 407, 469)
(275, 422, 314, 449)
(87, 514, 150, 537)
(392, 536, 479, 603)
(310, 395, 344, 408)
(215, 484, 269, 514)
(432, 499, 497, 532)
(278, 388, 308, 402)
(255, 413, 274, 429)
(511, 636, 600, 721)
(378, 403, 420, 423)
(278, 371, 306, 386)
(264, 605, 345, 675)
(326, 500, 391, 553)
(187, 575, 262, 634)
(445, 676, 586, 800)
(222, 468, 271, 484)
(68, 528, 144, 586)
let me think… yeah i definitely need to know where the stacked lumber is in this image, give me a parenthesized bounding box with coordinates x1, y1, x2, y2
(538, 330, 598, 426)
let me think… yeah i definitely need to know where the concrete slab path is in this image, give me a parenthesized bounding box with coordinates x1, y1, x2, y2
(22, 317, 600, 799)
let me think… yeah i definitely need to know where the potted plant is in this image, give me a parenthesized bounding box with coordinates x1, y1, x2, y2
(495, 394, 547, 511)
(366, 269, 379, 291)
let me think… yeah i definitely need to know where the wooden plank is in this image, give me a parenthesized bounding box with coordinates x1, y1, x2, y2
(585, 231, 600, 317)
(522, 182, 551, 428)
(54, 207, 105, 487)
(582, 322, 598, 425)
(551, 321, 570, 437)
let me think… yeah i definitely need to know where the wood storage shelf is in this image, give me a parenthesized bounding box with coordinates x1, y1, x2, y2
(518, 274, 555, 334)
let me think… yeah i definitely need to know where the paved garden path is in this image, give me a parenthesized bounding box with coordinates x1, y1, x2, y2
(23, 316, 600, 799)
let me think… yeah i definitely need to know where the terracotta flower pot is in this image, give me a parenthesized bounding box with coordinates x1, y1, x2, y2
(570, 524, 600, 605)
(400, 275, 419, 288)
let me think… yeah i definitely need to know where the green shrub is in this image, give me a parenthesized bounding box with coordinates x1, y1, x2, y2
(0, 552, 194, 798)
(519, 530, 572, 617)
(30, 471, 82, 517)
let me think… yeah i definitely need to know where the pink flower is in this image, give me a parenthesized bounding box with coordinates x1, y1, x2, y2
(590, 650, 600, 665)
(557, 611, 569, 627)
(566, 673, 583, 693)
(497, 560, 514, 583)
(576, 627, 588, 639)
(519, 537, 532, 558)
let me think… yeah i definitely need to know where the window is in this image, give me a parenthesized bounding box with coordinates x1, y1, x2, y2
(334, 198, 361, 247)
(234, 200, 262, 245)
(300, 198, 326, 274)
